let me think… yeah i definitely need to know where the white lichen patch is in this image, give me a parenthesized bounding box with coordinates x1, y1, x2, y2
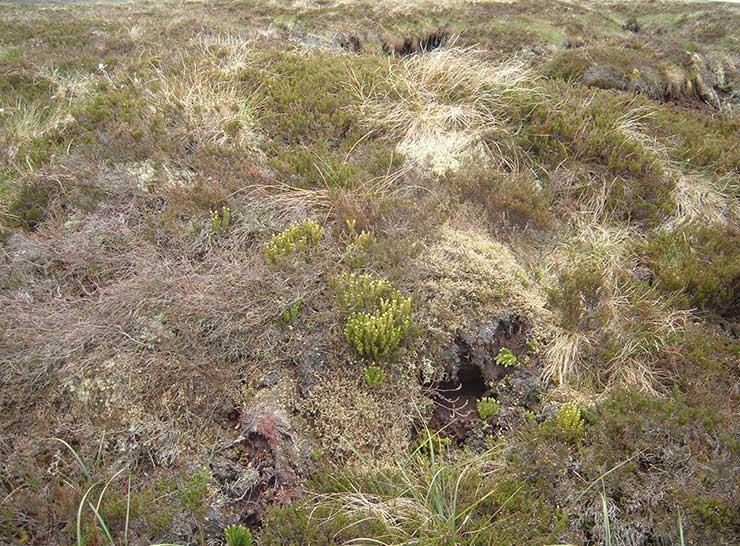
(65, 356, 130, 412)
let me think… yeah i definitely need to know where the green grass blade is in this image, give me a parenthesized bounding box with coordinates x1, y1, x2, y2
(77, 482, 100, 546)
(86, 501, 115, 545)
(53, 438, 91, 480)
(601, 488, 611, 546)
(124, 473, 132, 546)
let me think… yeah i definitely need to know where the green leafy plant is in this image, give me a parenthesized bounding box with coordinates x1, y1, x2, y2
(209, 206, 231, 234)
(495, 347, 518, 367)
(345, 229, 375, 268)
(363, 365, 385, 386)
(554, 401, 584, 439)
(344, 297, 412, 360)
(264, 219, 323, 263)
(477, 397, 501, 420)
(335, 272, 398, 313)
(337, 273, 412, 360)
(224, 524, 253, 546)
(280, 298, 303, 324)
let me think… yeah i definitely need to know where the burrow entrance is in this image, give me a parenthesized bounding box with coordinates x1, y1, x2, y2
(425, 315, 531, 442)
(382, 31, 448, 57)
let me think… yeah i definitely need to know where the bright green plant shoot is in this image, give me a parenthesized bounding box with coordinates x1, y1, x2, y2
(224, 523, 253, 546)
(344, 297, 412, 360)
(264, 219, 323, 263)
(476, 397, 500, 420)
(555, 401, 584, 439)
(495, 347, 518, 367)
(280, 298, 303, 324)
(363, 365, 385, 386)
(209, 206, 231, 234)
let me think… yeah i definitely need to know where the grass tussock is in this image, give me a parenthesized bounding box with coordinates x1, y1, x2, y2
(141, 57, 262, 150)
(543, 223, 688, 394)
(355, 43, 536, 175)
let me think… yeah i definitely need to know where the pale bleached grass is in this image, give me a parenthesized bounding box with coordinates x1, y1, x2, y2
(558, 222, 637, 286)
(543, 329, 592, 387)
(140, 58, 261, 149)
(38, 67, 97, 102)
(602, 284, 688, 393)
(192, 32, 254, 75)
(542, 223, 687, 394)
(354, 43, 535, 175)
(664, 173, 738, 229)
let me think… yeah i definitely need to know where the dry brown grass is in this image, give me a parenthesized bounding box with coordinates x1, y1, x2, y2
(354, 43, 536, 175)
(541, 223, 689, 394)
(1, 0, 738, 543)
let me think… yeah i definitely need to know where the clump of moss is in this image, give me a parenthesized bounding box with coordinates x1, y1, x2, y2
(335, 272, 400, 314)
(264, 219, 323, 263)
(417, 226, 549, 359)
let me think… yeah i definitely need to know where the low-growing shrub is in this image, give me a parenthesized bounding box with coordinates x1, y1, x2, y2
(515, 83, 674, 224)
(4, 182, 51, 230)
(547, 264, 604, 332)
(640, 223, 740, 317)
(446, 167, 554, 231)
(264, 219, 323, 263)
(477, 397, 501, 420)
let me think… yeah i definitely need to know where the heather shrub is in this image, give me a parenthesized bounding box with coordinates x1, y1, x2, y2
(640, 223, 740, 317)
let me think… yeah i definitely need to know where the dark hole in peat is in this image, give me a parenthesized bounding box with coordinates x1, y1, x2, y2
(427, 361, 487, 442)
(382, 31, 448, 57)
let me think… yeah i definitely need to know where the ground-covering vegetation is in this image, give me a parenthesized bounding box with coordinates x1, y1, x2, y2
(1, 0, 738, 545)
